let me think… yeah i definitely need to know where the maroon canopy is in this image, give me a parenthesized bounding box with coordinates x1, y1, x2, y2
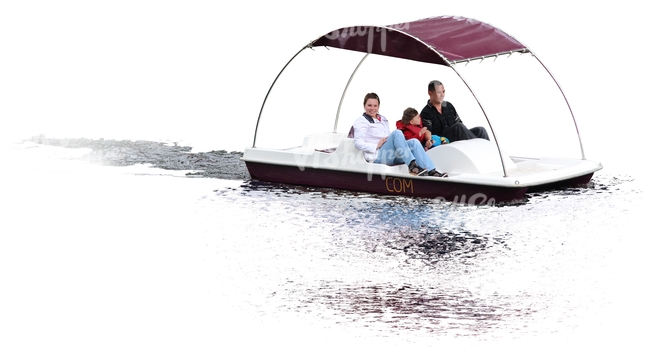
(310, 15, 528, 65)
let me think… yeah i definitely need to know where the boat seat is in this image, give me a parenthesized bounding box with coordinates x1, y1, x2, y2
(347, 126, 354, 138)
(428, 139, 516, 174)
(335, 137, 360, 154)
(302, 132, 347, 151)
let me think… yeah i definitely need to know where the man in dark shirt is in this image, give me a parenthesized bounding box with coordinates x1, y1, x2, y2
(420, 80, 489, 142)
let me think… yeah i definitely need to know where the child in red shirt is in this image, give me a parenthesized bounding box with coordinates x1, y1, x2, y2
(396, 107, 448, 151)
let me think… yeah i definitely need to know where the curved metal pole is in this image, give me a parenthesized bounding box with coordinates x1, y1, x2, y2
(334, 53, 369, 133)
(252, 45, 309, 148)
(415, 39, 510, 177)
(530, 53, 586, 160)
(449, 66, 510, 178)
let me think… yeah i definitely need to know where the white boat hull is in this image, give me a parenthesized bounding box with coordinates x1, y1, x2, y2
(242, 133, 602, 203)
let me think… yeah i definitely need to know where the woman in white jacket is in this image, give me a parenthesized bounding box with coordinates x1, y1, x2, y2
(352, 92, 447, 177)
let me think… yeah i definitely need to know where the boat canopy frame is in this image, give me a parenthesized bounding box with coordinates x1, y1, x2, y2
(253, 15, 585, 177)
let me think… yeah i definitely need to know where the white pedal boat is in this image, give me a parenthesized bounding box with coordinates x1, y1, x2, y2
(242, 15, 602, 204)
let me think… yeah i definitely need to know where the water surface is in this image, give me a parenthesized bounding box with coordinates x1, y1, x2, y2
(1, 139, 646, 355)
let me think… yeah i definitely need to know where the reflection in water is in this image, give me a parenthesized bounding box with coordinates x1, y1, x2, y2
(12, 139, 643, 346)
(225, 172, 639, 341)
(390, 228, 509, 263)
(289, 282, 532, 338)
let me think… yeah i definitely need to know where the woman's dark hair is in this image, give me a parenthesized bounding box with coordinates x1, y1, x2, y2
(363, 92, 380, 105)
(401, 107, 418, 124)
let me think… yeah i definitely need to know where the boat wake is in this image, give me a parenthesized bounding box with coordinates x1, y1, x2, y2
(25, 136, 250, 180)
(24, 135, 631, 206)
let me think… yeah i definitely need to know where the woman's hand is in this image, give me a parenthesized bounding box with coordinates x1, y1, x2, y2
(377, 137, 387, 149)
